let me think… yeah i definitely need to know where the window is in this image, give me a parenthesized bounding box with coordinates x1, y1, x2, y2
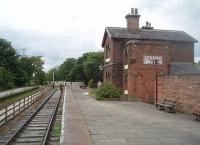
(106, 44, 110, 58)
(106, 71, 111, 80)
(124, 48, 128, 56)
(124, 73, 128, 83)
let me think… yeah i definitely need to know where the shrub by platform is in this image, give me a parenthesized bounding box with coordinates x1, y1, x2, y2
(88, 79, 95, 88)
(95, 83, 122, 100)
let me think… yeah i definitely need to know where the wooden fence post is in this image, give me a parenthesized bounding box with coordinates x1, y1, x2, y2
(5, 106, 8, 122)
(24, 97, 25, 110)
(13, 103, 15, 117)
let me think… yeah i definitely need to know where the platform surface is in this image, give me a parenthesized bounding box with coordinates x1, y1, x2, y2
(60, 86, 94, 145)
(61, 85, 200, 145)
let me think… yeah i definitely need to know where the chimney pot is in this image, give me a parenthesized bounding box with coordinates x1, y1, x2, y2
(131, 8, 134, 14)
(125, 8, 140, 31)
(135, 8, 138, 14)
(146, 21, 148, 26)
(142, 21, 154, 30)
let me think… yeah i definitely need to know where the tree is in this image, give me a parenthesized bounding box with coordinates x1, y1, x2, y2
(19, 57, 35, 79)
(0, 39, 18, 89)
(0, 38, 46, 89)
(14, 66, 29, 86)
(49, 51, 104, 84)
(45, 67, 60, 82)
(67, 52, 104, 84)
(15, 56, 35, 86)
(59, 58, 77, 81)
(0, 39, 19, 72)
(82, 52, 104, 83)
(14, 56, 46, 86)
(30, 56, 45, 85)
(0, 67, 14, 90)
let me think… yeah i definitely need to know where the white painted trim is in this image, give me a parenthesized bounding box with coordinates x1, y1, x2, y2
(124, 90, 128, 94)
(105, 57, 110, 62)
(124, 64, 128, 69)
(60, 86, 66, 144)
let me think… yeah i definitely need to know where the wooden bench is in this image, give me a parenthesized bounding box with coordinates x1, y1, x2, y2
(156, 98, 167, 110)
(156, 98, 176, 113)
(80, 85, 86, 89)
(192, 105, 200, 121)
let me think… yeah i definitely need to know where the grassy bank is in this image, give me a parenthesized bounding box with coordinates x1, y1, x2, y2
(0, 87, 41, 108)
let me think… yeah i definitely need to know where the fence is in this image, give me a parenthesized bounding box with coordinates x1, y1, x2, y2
(0, 86, 38, 99)
(0, 87, 49, 126)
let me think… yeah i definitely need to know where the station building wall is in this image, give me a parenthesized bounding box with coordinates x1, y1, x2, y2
(158, 75, 200, 113)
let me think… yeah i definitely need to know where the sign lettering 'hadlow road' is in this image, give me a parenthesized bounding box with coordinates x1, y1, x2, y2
(143, 56, 163, 64)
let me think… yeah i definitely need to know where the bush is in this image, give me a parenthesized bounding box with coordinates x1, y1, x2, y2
(95, 83, 122, 100)
(88, 79, 95, 88)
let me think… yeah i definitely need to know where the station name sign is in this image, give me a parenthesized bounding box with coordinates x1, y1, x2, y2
(143, 56, 163, 64)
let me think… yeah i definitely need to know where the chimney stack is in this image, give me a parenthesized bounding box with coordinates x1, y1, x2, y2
(141, 21, 154, 30)
(125, 8, 140, 31)
(131, 8, 135, 14)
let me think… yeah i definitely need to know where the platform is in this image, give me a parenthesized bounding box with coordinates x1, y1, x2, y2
(60, 85, 200, 145)
(60, 86, 94, 145)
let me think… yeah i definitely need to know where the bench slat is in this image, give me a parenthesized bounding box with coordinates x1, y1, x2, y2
(156, 98, 176, 113)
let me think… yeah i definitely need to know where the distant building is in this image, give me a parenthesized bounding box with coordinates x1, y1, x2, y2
(101, 8, 200, 112)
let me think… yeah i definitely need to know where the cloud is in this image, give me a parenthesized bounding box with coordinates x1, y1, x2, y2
(0, 0, 199, 71)
(0, 28, 101, 71)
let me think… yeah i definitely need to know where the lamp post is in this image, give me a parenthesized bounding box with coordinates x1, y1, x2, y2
(32, 72, 35, 85)
(53, 71, 55, 83)
(52, 71, 55, 87)
(153, 59, 159, 105)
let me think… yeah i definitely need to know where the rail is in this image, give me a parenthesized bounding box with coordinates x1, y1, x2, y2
(4, 89, 59, 145)
(0, 87, 50, 126)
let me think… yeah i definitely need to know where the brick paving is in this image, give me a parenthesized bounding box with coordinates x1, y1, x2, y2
(62, 85, 200, 145)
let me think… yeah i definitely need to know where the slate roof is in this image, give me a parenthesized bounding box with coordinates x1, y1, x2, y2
(170, 62, 200, 75)
(102, 27, 197, 46)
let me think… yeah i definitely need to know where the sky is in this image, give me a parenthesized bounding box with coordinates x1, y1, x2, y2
(0, 0, 199, 71)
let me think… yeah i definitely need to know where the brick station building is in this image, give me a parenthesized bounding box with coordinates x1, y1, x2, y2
(101, 8, 200, 112)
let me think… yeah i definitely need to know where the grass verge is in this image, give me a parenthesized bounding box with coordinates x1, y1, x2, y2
(51, 109, 62, 145)
(0, 87, 40, 108)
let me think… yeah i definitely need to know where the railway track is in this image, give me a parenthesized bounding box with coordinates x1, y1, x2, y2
(3, 89, 62, 145)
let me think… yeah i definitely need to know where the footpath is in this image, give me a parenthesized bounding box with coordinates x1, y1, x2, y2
(61, 85, 200, 145)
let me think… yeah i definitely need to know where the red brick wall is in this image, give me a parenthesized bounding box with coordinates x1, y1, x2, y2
(103, 37, 123, 64)
(103, 36, 123, 89)
(126, 40, 170, 102)
(126, 17, 139, 30)
(112, 39, 123, 64)
(169, 42, 194, 63)
(158, 75, 200, 113)
(103, 37, 195, 105)
(104, 36, 112, 61)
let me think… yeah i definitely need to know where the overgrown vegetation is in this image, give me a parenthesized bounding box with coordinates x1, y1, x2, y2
(0, 38, 46, 91)
(94, 83, 123, 100)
